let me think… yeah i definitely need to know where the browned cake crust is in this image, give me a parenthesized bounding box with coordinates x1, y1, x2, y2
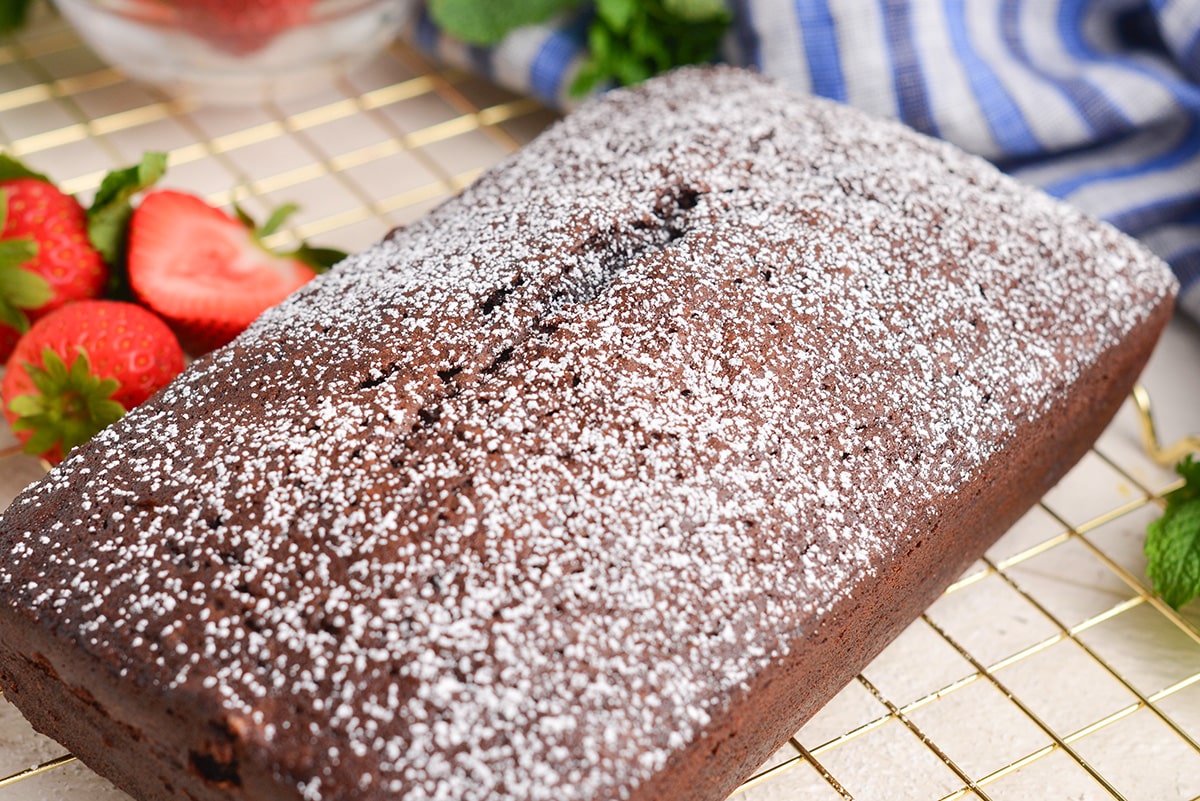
(0, 67, 1177, 801)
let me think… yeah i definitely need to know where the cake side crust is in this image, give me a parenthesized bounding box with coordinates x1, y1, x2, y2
(628, 282, 1175, 800)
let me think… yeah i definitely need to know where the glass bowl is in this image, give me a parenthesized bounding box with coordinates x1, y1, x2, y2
(55, 0, 413, 105)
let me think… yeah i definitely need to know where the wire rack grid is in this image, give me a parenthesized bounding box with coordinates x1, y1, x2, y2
(1, 9, 1199, 801)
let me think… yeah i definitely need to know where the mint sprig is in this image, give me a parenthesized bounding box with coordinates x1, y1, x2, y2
(0, 153, 49, 183)
(1146, 455, 1200, 610)
(428, 0, 732, 96)
(428, 0, 580, 45)
(572, 0, 731, 96)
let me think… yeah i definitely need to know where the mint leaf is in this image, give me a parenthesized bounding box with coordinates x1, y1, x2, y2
(87, 151, 167, 265)
(571, 0, 731, 97)
(429, 0, 582, 45)
(597, 0, 637, 33)
(588, 19, 612, 62)
(662, 0, 730, 22)
(569, 60, 608, 97)
(612, 50, 653, 86)
(0, 152, 49, 183)
(629, 14, 671, 71)
(1146, 455, 1200, 610)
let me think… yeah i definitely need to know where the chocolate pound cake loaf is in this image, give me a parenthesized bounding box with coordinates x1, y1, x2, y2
(0, 67, 1177, 801)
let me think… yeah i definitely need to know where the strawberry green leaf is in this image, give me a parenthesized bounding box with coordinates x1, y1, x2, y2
(256, 202, 299, 239)
(0, 0, 34, 34)
(290, 243, 348, 274)
(91, 152, 168, 212)
(1146, 455, 1200, 610)
(68, 347, 93, 383)
(16, 422, 63, 460)
(0, 251, 52, 305)
(219, 196, 346, 275)
(570, 0, 731, 97)
(0, 236, 38, 273)
(6, 393, 41, 418)
(0, 187, 52, 325)
(0, 240, 51, 333)
(233, 202, 257, 230)
(242, 200, 347, 274)
(30, 348, 67, 392)
(88, 151, 168, 266)
(0, 152, 49, 183)
(0, 303, 26, 333)
(9, 347, 127, 459)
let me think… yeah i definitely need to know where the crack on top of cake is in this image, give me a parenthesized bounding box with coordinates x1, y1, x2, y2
(352, 178, 707, 467)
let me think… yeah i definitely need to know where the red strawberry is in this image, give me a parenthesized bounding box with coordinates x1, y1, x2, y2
(172, 0, 317, 54)
(0, 178, 108, 361)
(128, 190, 342, 357)
(3, 300, 184, 464)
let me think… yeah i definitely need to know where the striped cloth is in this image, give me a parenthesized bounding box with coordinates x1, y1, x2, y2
(408, 1, 1200, 320)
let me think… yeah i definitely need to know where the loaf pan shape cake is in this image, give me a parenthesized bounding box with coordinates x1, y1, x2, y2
(0, 67, 1177, 801)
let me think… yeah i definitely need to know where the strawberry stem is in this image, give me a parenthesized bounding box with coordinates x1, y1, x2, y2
(8, 347, 126, 459)
(234, 199, 348, 273)
(256, 202, 299, 238)
(0, 187, 53, 332)
(0, 153, 50, 183)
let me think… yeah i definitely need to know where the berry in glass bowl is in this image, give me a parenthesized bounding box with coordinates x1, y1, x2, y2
(54, 0, 414, 105)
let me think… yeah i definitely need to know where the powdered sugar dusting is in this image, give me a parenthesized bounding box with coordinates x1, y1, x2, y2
(0, 67, 1175, 800)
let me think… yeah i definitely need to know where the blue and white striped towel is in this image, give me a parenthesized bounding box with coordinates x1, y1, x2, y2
(408, 0, 1200, 321)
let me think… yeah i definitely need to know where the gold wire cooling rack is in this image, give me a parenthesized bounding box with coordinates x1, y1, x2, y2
(2, 8, 1200, 801)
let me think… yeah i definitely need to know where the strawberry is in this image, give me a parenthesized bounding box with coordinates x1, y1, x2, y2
(0, 178, 108, 361)
(171, 0, 317, 55)
(3, 300, 184, 464)
(128, 190, 343, 357)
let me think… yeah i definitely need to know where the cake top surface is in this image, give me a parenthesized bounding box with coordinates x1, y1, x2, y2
(0, 67, 1176, 800)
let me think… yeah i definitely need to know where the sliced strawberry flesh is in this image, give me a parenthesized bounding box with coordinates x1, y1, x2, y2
(130, 190, 314, 328)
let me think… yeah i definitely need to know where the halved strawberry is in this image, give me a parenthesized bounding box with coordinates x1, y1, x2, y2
(3, 300, 184, 464)
(128, 190, 342, 357)
(0, 177, 108, 361)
